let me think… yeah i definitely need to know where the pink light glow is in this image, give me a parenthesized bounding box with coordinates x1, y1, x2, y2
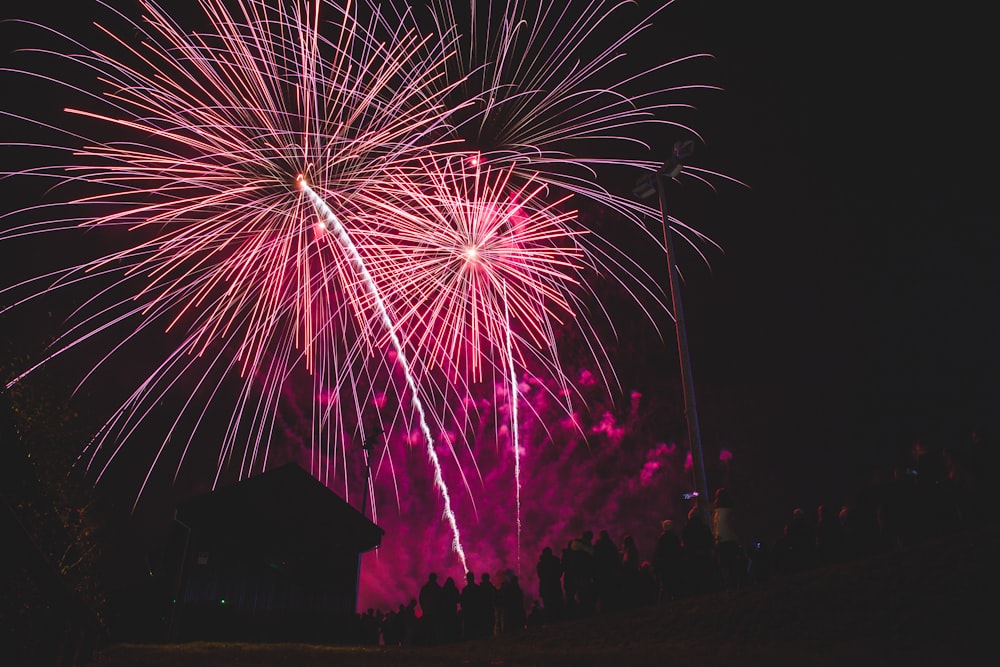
(356, 371, 693, 611)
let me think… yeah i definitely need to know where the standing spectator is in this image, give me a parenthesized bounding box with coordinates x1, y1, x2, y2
(816, 503, 846, 565)
(499, 572, 525, 634)
(478, 573, 498, 638)
(620, 534, 641, 607)
(746, 539, 772, 584)
(560, 540, 579, 619)
(777, 507, 818, 574)
(382, 605, 404, 646)
(526, 600, 544, 628)
(880, 468, 919, 549)
(712, 488, 742, 591)
(460, 572, 482, 640)
(652, 519, 683, 603)
(969, 429, 999, 518)
(592, 530, 621, 613)
(439, 576, 461, 643)
(575, 531, 596, 616)
(682, 504, 716, 596)
(942, 446, 976, 526)
(359, 608, 380, 645)
(563, 532, 595, 617)
(536, 547, 564, 623)
(418, 573, 442, 645)
(402, 599, 418, 646)
(637, 562, 658, 606)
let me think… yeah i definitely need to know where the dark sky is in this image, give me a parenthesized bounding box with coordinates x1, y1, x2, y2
(657, 0, 998, 512)
(2, 0, 997, 552)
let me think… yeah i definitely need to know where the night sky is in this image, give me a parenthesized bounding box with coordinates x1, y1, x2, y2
(2, 0, 997, 610)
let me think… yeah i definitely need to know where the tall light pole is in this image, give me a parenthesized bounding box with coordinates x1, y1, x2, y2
(355, 428, 381, 613)
(359, 430, 380, 519)
(636, 139, 711, 522)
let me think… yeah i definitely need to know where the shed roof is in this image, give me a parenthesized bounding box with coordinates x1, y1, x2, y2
(176, 462, 383, 555)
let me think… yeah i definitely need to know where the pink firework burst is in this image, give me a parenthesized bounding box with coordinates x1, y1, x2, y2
(0, 0, 469, 499)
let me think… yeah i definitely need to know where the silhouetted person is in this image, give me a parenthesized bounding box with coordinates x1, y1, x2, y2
(492, 569, 507, 636)
(360, 608, 380, 645)
(682, 504, 716, 596)
(560, 540, 578, 618)
(536, 547, 564, 623)
(440, 576, 461, 643)
(620, 533, 641, 607)
(910, 439, 945, 486)
(402, 599, 418, 646)
(479, 573, 498, 637)
(849, 469, 890, 557)
(563, 533, 595, 617)
(592, 529, 621, 613)
(881, 467, 920, 549)
(712, 488, 742, 590)
(382, 604, 404, 646)
(637, 561, 658, 606)
(526, 600, 544, 628)
(969, 429, 999, 519)
(942, 446, 976, 526)
(816, 503, 846, 565)
(460, 571, 482, 640)
(418, 573, 442, 645)
(746, 539, 771, 584)
(775, 507, 817, 574)
(908, 439, 953, 540)
(575, 530, 596, 615)
(498, 572, 525, 634)
(652, 519, 683, 602)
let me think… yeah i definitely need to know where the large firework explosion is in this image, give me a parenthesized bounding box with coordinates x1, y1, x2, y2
(1, 0, 731, 608)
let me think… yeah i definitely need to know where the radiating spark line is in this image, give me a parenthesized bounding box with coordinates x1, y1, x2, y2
(503, 281, 522, 574)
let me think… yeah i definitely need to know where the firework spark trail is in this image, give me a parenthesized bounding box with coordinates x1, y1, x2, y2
(502, 281, 522, 573)
(299, 176, 468, 570)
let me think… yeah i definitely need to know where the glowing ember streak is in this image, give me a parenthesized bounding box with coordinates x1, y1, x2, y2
(300, 180, 468, 570)
(503, 283, 522, 573)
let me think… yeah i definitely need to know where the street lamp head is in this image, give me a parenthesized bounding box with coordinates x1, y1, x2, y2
(632, 138, 698, 201)
(361, 428, 383, 451)
(662, 139, 696, 178)
(673, 139, 696, 162)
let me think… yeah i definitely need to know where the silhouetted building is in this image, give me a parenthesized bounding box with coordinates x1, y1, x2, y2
(167, 463, 382, 643)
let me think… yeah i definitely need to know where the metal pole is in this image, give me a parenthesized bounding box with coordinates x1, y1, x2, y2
(355, 432, 377, 614)
(360, 437, 374, 518)
(654, 144, 711, 523)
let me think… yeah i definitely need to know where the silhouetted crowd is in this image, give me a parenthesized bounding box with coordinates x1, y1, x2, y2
(355, 430, 998, 646)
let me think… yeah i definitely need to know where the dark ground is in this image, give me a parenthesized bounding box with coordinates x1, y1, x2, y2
(90, 524, 998, 666)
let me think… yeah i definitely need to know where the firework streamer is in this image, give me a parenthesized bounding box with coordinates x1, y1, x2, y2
(502, 280, 522, 573)
(299, 176, 467, 569)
